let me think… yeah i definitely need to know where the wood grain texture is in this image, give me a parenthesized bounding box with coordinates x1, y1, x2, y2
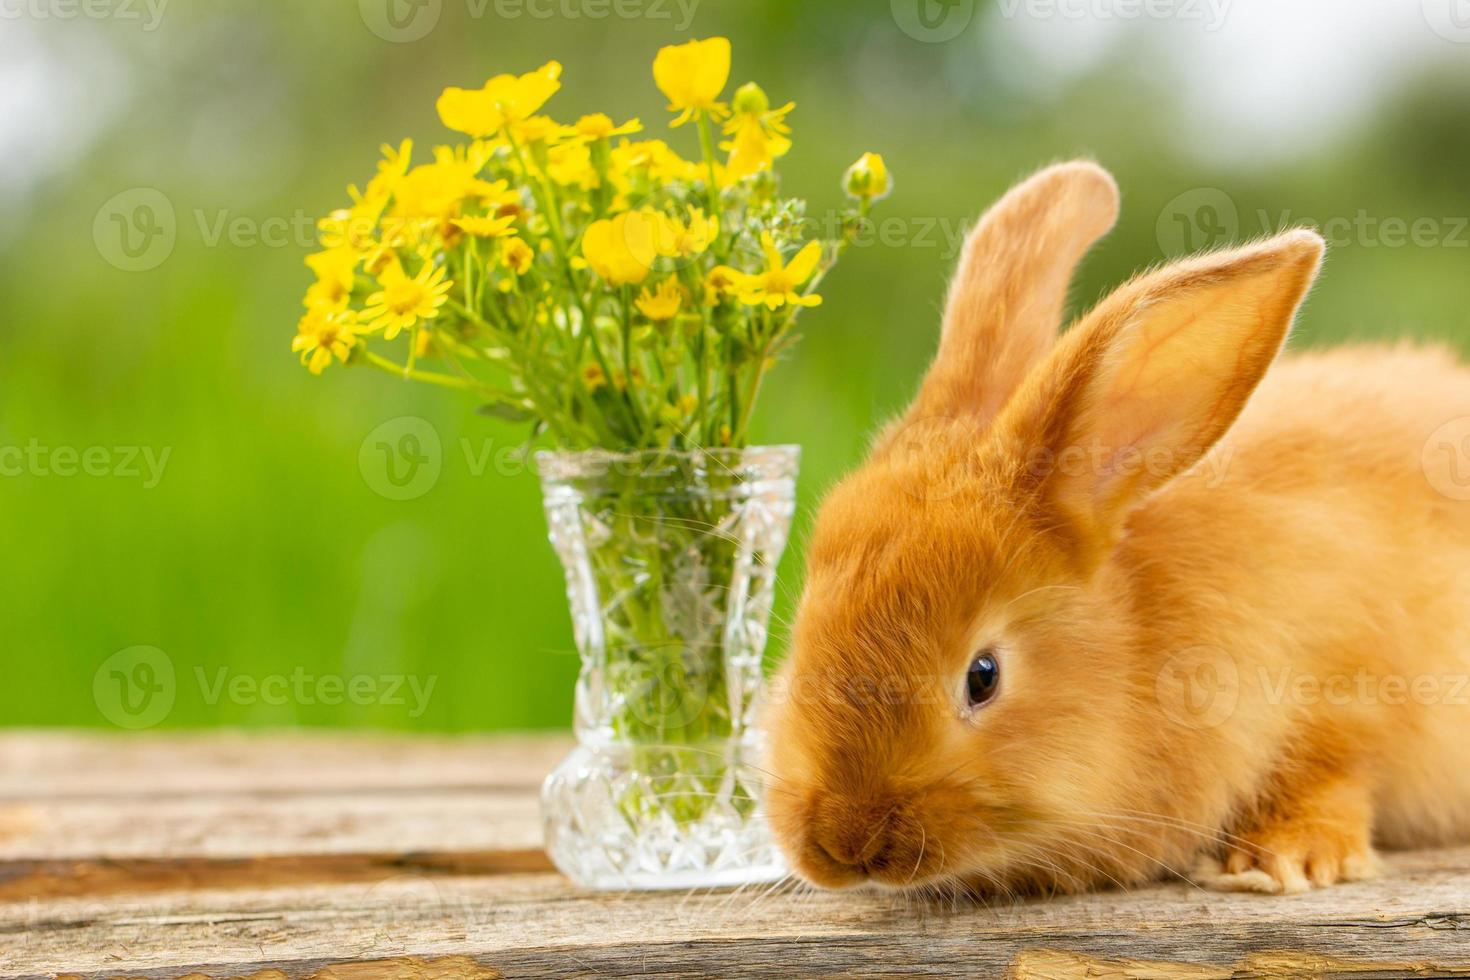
(4, 732, 1470, 980)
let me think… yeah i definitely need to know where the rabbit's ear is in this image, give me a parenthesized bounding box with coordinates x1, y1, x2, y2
(998, 230, 1325, 553)
(904, 161, 1120, 428)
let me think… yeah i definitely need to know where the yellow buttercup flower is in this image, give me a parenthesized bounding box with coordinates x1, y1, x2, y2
(721, 83, 792, 179)
(635, 279, 685, 321)
(292, 307, 364, 375)
(501, 237, 534, 275)
(452, 214, 519, 238)
(844, 151, 892, 202)
(581, 210, 660, 286)
(735, 234, 823, 309)
(363, 262, 452, 339)
(653, 37, 730, 126)
(303, 246, 359, 311)
(573, 113, 642, 141)
(436, 61, 563, 138)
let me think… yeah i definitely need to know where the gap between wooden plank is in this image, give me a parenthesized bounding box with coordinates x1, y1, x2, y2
(0, 849, 555, 902)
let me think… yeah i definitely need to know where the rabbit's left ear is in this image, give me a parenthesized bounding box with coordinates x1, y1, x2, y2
(997, 230, 1325, 553)
(903, 161, 1120, 429)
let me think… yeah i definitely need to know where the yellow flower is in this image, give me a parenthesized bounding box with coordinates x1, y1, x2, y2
(292, 307, 363, 375)
(844, 151, 892, 202)
(452, 214, 519, 238)
(651, 207, 719, 259)
(436, 61, 562, 138)
(500, 237, 534, 275)
(303, 246, 359, 310)
(363, 262, 452, 339)
(583, 363, 607, 392)
(735, 234, 823, 309)
(546, 141, 598, 189)
(635, 279, 685, 321)
(652, 37, 730, 126)
(391, 145, 503, 223)
(573, 113, 642, 141)
(704, 264, 743, 303)
(721, 83, 793, 179)
(581, 210, 660, 286)
(511, 114, 571, 145)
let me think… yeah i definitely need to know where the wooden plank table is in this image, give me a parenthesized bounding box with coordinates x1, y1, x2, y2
(3, 732, 1469, 979)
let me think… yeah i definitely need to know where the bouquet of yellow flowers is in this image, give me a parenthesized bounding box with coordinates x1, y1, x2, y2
(293, 36, 889, 451)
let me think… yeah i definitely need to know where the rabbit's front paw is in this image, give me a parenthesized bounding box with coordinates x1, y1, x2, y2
(1193, 831, 1382, 895)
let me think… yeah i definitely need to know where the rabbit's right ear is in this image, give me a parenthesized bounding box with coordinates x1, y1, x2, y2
(901, 161, 1120, 429)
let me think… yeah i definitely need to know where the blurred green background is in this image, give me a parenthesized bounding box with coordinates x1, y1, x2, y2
(5, 0, 1469, 730)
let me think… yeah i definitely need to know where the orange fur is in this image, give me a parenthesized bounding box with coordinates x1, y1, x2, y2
(763, 162, 1470, 897)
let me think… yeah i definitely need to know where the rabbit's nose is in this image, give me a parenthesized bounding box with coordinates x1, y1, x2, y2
(812, 800, 896, 871)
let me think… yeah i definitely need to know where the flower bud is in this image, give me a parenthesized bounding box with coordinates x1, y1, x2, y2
(731, 82, 770, 116)
(843, 151, 891, 202)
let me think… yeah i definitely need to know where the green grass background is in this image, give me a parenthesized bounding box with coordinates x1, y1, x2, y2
(5, 1, 1470, 730)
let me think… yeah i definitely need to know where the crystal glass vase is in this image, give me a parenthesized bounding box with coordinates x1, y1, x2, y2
(537, 445, 799, 889)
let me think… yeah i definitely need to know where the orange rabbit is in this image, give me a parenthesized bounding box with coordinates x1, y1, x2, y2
(763, 161, 1470, 896)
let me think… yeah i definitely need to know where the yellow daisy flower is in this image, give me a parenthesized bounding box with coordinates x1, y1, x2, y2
(635, 279, 685, 321)
(362, 262, 452, 340)
(582, 363, 607, 392)
(652, 37, 730, 126)
(436, 61, 562, 138)
(452, 214, 519, 238)
(292, 307, 363, 375)
(651, 207, 719, 259)
(303, 246, 359, 311)
(735, 234, 823, 309)
(500, 237, 534, 275)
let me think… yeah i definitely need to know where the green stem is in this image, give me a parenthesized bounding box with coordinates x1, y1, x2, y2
(362, 350, 482, 391)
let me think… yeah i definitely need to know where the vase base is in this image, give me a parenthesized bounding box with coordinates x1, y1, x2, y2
(542, 741, 789, 891)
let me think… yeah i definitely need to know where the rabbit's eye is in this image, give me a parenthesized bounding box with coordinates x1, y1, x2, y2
(966, 651, 1000, 707)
